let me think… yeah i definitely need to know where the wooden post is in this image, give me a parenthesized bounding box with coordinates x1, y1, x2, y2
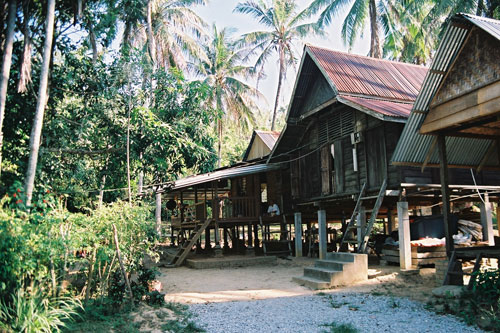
(357, 206, 366, 247)
(438, 134, 454, 256)
(223, 227, 228, 249)
(204, 226, 211, 250)
(294, 212, 303, 257)
(112, 224, 133, 306)
(497, 205, 500, 235)
(253, 223, 259, 249)
(481, 193, 494, 246)
(387, 209, 394, 234)
(247, 224, 253, 248)
(318, 210, 327, 259)
(397, 202, 412, 270)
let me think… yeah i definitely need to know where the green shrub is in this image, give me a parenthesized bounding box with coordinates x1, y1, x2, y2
(458, 268, 500, 330)
(0, 288, 82, 333)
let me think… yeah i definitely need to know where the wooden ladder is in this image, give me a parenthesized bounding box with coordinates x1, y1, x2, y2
(167, 219, 211, 267)
(338, 179, 387, 253)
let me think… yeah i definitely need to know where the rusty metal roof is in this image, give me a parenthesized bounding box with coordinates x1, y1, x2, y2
(255, 130, 280, 150)
(307, 45, 428, 103)
(392, 13, 500, 168)
(339, 95, 413, 119)
(243, 130, 280, 161)
(165, 162, 280, 192)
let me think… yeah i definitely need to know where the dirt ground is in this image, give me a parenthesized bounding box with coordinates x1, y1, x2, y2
(156, 256, 440, 305)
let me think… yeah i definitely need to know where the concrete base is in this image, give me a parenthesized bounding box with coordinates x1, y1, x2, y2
(186, 255, 277, 269)
(293, 252, 368, 290)
(213, 247, 223, 258)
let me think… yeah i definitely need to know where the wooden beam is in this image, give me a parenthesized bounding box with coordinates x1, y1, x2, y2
(421, 136, 438, 172)
(437, 134, 454, 256)
(294, 212, 303, 257)
(422, 81, 500, 134)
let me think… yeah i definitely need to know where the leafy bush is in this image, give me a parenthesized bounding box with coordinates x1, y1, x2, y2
(0, 288, 82, 333)
(458, 268, 500, 330)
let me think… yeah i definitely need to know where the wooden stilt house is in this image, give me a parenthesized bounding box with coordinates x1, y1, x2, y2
(268, 44, 500, 258)
(163, 130, 290, 266)
(391, 13, 500, 284)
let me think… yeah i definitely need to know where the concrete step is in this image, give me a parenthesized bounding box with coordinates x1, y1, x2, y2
(292, 276, 330, 290)
(315, 260, 346, 271)
(304, 267, 342, 281)
(326, 252, 357, 262)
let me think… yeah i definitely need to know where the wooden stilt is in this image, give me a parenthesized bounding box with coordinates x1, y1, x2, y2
(294, 212, 303, 257)
(438, 134, 454, 256)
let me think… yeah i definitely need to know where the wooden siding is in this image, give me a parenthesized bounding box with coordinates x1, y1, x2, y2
(423, 28, 500, 134)
(297, 66, 335, 117)
(246, 136, 272, 160)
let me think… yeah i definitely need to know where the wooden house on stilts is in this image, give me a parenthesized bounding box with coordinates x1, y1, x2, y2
(392, 13, 500, 285)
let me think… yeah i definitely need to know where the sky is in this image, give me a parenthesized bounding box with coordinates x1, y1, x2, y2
(194, 0, 370, 116)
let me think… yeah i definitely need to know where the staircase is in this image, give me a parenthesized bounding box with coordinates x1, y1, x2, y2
(293, 252, 368, 289)
(338, 179, 387, 253)
(166, 219, 211, 267)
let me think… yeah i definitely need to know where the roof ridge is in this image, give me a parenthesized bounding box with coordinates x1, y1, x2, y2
(460, 13, 500, 24)
(339, 93, 415, 104)
(305, 44, 427, 69)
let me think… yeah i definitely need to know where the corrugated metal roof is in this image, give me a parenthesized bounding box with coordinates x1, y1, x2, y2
(307, 45, 428, 102)
(392, 13, 499, 168)
(166, 162, 280, 191)
(463, 13, 500, 40)
(255, 130, 280, 150)
(339, 95, 413, 119)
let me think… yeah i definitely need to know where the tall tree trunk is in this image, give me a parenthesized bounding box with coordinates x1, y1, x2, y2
(88, 21, 98, 64)
(18, 0, 32, 93)
(0, 0, 17, 179)
(126, 90, 132, 204)
(369, 0, 382, 58)
(146, 0, 156, 66)
(271, 45, 285, 131)
(216, 92, 222, 168)
(155, 191, 161, 236)
(24, 0, 56, 206)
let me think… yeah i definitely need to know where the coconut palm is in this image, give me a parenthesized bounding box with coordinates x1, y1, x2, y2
(234, 0, 321, 131)
(121, 0, 208, 69)
(194, 25, 262, 166)
(380, 0, 499, 65)
(307, 0, 384, 58)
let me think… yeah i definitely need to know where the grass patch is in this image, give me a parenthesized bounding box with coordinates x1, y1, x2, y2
(321, 322, 359, 333)
(64, 303, 140, 333)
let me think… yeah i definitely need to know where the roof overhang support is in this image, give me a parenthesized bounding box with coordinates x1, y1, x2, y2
(421, 136, 438, 172)
(437, 133, 454, 258)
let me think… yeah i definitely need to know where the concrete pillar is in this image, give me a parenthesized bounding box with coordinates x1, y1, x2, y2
(294, 212, 303, 257)
(357, 206, 366, 247)
(481, 193, 494, 246)
(318, 210, 327, 260)
(397, 201, 412, 270)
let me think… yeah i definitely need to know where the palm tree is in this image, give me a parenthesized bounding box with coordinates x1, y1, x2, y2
(0, 0, 17, 178)
(307, 0, 384, 58)
(194, 25, 261, 167)
(25, 0, 56, 206)
(121, 0, 208, 69)
(380, 0, 499, 65)
(234, 0, 320, 131)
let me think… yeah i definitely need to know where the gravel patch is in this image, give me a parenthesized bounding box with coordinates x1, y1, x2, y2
(189, 293, 482, 333)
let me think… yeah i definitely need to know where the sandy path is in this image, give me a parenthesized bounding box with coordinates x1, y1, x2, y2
(157, 257, 438, 305)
